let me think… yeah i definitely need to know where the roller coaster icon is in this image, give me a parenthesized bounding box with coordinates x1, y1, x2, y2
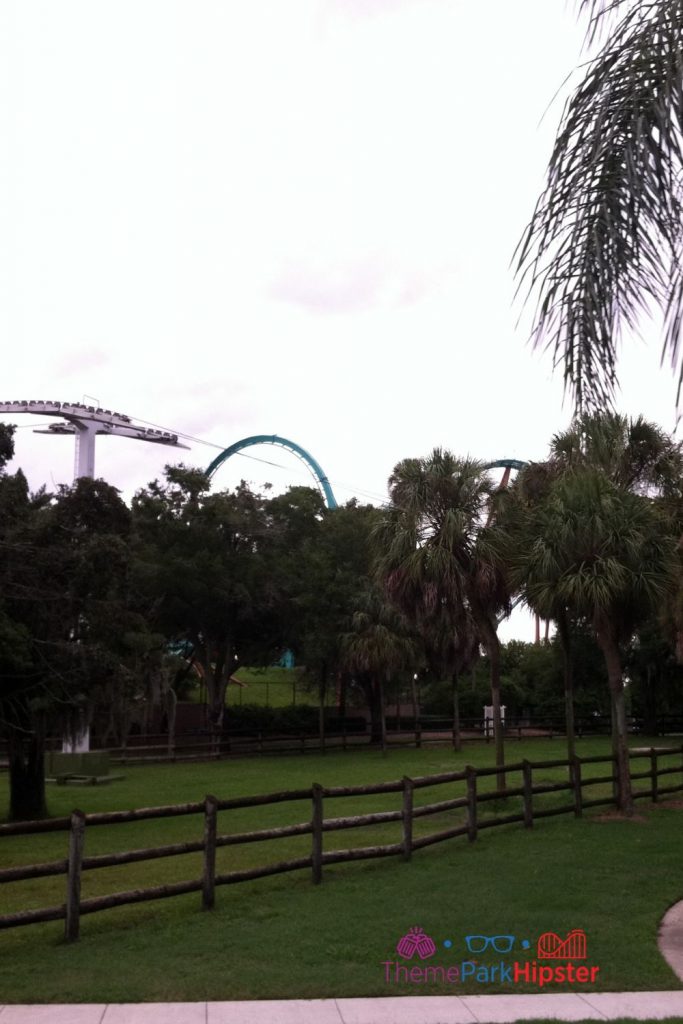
(537, 929, 587, 960)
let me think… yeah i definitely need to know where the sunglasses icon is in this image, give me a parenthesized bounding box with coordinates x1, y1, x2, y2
(465, 935, 515, 953)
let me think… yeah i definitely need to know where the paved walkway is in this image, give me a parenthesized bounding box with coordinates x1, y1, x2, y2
(660, 900, 683, 984)
(1, 993, 683, 1023)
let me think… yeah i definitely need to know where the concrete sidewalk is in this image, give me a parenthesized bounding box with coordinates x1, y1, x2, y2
(1, 993, 683, 1023)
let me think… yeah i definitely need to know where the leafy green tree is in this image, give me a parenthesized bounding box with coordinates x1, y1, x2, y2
(132, 468, 280, 735)
(517, 0, 683, 409)
(340, 587, 419, 751)
(281, 498, 382, 745)
(627, 615, 683, 734)
(0, 423, 14, 467)
(0, 448, 135, 820)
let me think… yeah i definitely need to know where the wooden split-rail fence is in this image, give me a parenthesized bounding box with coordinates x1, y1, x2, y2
(1, 745, 682, 942)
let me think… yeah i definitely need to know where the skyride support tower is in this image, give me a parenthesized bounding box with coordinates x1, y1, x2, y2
(0, 400, 189, 481)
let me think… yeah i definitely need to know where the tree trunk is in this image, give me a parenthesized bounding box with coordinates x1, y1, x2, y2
(378, 675, 387, 754)
(644, 664, 657, 737)
(199, 639, 232, 746)
(338, 671, 349, 719)
(596, 628, 633, 815)
(410, 673, 419, 733)
(451, 669, 462, 752)
(359, 674, 383, 745)
(8, 729, 47, 821)
(212, 644, 228, 733)
(676, 628, 683, 665)
(166, 687, 177, 757)
(477, 614, 505, 790)
(556, 612, 576, 764)
(318, 663, 327, 752)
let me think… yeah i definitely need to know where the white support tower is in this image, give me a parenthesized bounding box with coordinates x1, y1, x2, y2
(0, 400, 189, 480)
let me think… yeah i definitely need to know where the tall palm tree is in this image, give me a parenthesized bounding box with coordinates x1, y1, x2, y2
(511, 467, 677, 813)
(506, 411, 683, 756)
(552, 413, 683, 670)
(374, 450, 511, 780)
(517, 0, 683, 410)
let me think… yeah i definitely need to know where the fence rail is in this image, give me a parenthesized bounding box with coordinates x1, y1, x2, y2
(3, 713, 683, 769)
(1, 745, 682, 941)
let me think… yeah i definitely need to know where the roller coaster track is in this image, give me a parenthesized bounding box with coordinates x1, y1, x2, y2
(206, 434, 338, 509)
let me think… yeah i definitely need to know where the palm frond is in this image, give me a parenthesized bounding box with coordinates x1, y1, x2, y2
(517, 0, 683, 411)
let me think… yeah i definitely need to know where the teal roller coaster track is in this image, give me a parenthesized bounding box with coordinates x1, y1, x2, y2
(206, 438, 528, 517)
(206, 439, 529, 622)
(206, 434, 339, 509)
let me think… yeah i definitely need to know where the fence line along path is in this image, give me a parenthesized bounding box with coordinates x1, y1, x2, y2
(1, 745, 682, 942)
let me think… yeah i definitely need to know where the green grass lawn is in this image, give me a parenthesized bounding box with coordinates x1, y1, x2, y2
(184, 666, 320, 707)
(0, 737, 682, 1003)
(229, 666, 318, 707)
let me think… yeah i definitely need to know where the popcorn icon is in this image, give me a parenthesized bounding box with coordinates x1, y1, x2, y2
(396, 926, 437, 960)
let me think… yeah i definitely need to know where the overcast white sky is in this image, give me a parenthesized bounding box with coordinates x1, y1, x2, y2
(1, 1, 679, 641)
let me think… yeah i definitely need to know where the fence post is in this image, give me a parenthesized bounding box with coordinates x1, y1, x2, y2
(312, 783, 323, 884)
(402, 776, 414, 862)
(202, 795, 218, 910)
(572, 757, 583, 818)
(65, 809, 86, 942)
(466, 766, 477, 842)
(522, 760, 533, 828)
(651, 748, 658, 803)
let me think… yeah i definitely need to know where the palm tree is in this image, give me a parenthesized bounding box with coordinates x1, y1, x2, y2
(374, 450, 511, 780)
(551, 413, 683, 673)
(511, 467, 677, 813)
(550, 414, 683, 497)
(503, 482, 581, 764)
(506, 412, 682, 758)
(340, 588, 419, 752)
(517, 0, 683, 410)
